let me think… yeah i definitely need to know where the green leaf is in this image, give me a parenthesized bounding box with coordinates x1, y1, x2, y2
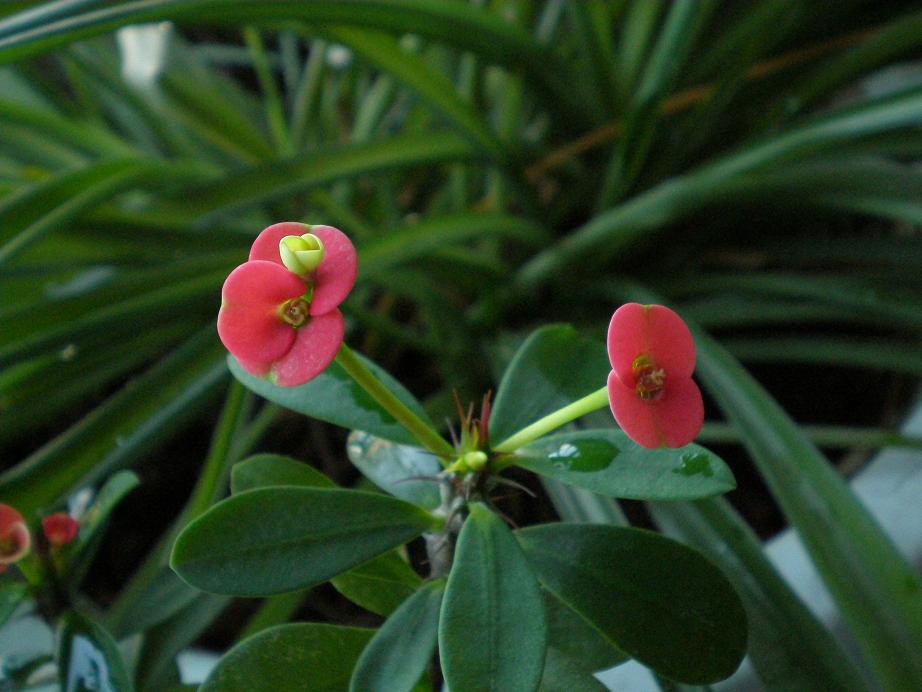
(331, 550, 422, 617)
(692, 326, 922, 687)
(229, 454, 423, 615)
(543, 589, 627, 673)
(228, 351, 436, 446)
(350, 579, 444, 692)
(346, 431, 442, 509)
(170, 487, 439, 596)
(231, 454, 334, 494)
(491, 325, 610, 443)
(440, 503, 547, 692)
(650, 498, 866, 691)
(514, 429, 735, 501)
(200, 623, 373, 692)
(538, 647, 609, 692)
(0, 580, 28, 629)
(517, 524, 747, 684)
(0, 330, 226, 517)
(55, 611, 134, 692)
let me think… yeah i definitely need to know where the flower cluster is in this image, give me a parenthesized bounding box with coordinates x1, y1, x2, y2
(218, 222, 357, 387)
(606, 303, 703, 449)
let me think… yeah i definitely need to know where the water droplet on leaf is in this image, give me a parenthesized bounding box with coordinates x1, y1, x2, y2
(674, 452, 713, 477)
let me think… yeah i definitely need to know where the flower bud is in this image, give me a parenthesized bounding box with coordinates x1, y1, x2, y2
(42, 513, 80, 548)
(279, 233, 325, 276)
(0, 504, 31, 566)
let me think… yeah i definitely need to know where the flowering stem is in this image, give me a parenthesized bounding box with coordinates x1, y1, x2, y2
(335, 344, 456, 459)
(493, 386, 609, 453)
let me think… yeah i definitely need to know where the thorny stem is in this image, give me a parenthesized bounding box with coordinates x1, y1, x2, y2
(424, 473, 468, 578)
(335, 344, 456, 460)
(493, 386, 609, 454)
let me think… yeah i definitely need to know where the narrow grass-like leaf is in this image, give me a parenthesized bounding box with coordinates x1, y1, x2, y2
(693, 327, 922, 688)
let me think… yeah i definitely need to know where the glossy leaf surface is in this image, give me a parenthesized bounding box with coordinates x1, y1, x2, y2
(346, 431, 442, 509)
(491, 325, 610, 443)
(230, 453, 333, 494)
(440, 504, 547, 692)
(228, 352, 435, 446)
(171, 487, 438, 596)
(350, 579, 444, 692)
(515, 429, 735, 500)
(517, 523, 747, 684)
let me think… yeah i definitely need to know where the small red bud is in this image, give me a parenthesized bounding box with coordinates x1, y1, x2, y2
(42, 513, 79, 548)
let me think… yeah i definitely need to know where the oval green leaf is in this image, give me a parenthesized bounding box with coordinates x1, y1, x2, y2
(331, 550, 422, 617)
(490, 325, 610, 443)
(200, 623, 373, 692)
(228, 352, 435, 446)
(543, 589, 627, 673)
(350, 579, 444, 692)
(171, 487, 439, 596)
(440, 503, 547, 692)
(346, 431, 442, 509)
(55, 611, 134, 692)
(517, 524, 747, 684)
(514, 429, 735, 500)
(231, 454, 334, 494)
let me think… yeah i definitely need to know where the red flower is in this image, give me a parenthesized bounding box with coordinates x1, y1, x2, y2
(217, 222, 357, 387)
(0, 504, 30, 568)
(42, 513, 80, 548)
(606, 303, 704, 449)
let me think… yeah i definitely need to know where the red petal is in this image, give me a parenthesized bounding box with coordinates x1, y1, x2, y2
(234, 356, 272, 377)
(309, 225, 358, 315)
(248, 221, 309, 265)
(217, 261, 305, 363)
(270, 310, 345, 386)
(0, 504, 24, 533)
(607, 303, 696, 384)
(607, 372, 704, 449)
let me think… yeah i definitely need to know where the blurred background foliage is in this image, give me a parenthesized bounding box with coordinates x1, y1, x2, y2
(2, 0, 922, 689)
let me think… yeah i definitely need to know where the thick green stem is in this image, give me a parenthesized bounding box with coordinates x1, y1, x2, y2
(335, 344, 455, 459)
(493, 386, 610, 453)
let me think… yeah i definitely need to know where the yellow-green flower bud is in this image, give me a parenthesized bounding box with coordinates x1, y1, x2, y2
(461, 450, 488, 471)
(279, 233, 325, 276)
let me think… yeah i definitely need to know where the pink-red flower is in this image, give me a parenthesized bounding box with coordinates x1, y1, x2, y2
(42, 513, 80, 548)
(606, 303, 704, 449)
(217, 222, 357, 387)
(0, 504, 30, 569)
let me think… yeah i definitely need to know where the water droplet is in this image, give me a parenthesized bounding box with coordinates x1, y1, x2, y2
(674, 452, 713, 478)
(546, 440, 616, 472)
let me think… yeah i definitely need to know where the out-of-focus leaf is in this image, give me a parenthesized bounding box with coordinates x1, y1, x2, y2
(56, 611, 134, 692)
(0, 580, 28, 629)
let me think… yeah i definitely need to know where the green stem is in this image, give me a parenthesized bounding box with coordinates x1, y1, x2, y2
(335, 344, 455, 459)
(493, 386, 610, 453)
